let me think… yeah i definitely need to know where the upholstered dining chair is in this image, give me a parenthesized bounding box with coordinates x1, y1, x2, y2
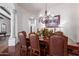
(54, 31, 64, 36)
(49, 34, 68, 56)
(21, 31, 27, 37)
(29, 32, 40, 56)
(18, 32, 27, 56)
(54, 31, 68, 42)
(0, 53, 9, 56)
(43, 36, 50, 55)
(21, 31, 30, 47)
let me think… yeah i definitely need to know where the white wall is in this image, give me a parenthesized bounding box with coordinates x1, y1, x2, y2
(15, 4, 38, 42)
(16, 3, 79, 44)
(51, 4, 77, 44)
(38, 4, 77, 44)
(75, 4, 79, 42)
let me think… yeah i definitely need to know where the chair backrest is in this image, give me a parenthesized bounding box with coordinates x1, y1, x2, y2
(54, 31, 63, 36)
(29, 32, 40, 50)
(49, 34, 68, 56)
(43, 36, 50, 45)
(0, 53, 9, 56)
(18, 32, 27, 48)
(18, 32, 28, 56)
(21, 31, 27, 38)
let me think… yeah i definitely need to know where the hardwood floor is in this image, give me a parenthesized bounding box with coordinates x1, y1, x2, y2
(0, 43, 20, 56)
(0, 39, 8, 53)
(1, 42, 78, 56)
(15, 43, 20, 56)
(14, 43, 79, 56)
(0, 35, 10, 53)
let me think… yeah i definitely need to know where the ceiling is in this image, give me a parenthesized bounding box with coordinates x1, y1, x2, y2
(17, 3, 62, 13)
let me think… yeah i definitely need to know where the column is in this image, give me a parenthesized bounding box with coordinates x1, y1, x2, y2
(8, 9, 16, 55)
(8, 9, 16, 46)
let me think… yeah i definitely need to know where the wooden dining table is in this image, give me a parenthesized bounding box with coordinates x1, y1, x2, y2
(26, 37, 79, 55)
(26, 37, 49, 55)
(68, 43, 79, 55)
(26, 37, 49, 47)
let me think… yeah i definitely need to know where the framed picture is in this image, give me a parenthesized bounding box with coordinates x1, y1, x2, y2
(45, 15, 60, 28)
(53, 15, 60, 25)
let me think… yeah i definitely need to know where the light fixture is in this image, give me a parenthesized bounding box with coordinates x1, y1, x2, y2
(39, 3, 53, 24)
(38, 3, 60, 28)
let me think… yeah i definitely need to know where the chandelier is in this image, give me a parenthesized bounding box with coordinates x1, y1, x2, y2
(38, 3, 60, 28)
(39, 3, 52, 24)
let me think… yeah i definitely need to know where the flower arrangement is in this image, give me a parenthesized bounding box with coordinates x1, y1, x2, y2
(37, 28, 53, 37)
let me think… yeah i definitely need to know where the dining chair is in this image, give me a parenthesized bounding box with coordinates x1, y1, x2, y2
(29, 32, 40, 56)
(21, 31, 27, 37)
(21, 31, 30, 47)
(49, 34, 68, 56)
(54, 31, 64, 36)
(0, 53, 9, 56)
(18, 32, 27, 56)
(43, 36, 50, 55)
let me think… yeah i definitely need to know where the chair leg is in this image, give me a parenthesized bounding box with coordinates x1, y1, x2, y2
(29, 50, 32, 56)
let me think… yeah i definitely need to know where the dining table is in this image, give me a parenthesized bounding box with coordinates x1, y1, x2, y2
(26, 37, 49, 55)
(26, 37, 79, 55)
(68, 43, 79, 55)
